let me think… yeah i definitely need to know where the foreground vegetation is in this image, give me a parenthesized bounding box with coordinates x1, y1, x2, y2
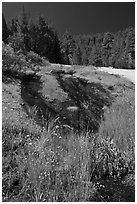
(2, 100, 135, 201)
(2, 66, 135, 202)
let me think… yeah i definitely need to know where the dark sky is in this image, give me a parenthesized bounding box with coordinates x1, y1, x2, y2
(2, 2, 135, 36)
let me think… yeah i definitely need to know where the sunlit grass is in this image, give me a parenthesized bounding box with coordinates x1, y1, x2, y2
(98, 89, 135, 156)
(2, 111, 135, 201)
(2, 63, 135, 201)
(2, 122, 96, 201)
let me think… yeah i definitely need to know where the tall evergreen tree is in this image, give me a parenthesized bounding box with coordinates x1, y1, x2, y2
(60, 31, 76, 64)
(9, 18, 18, 35)
(101, 32, 114, 67)
(28, 19, 38, 52)
(89, 45, 102, 67)
(125, 27, 135, 68)
(8, 20, 26, 53)
(2, 13, 9, 43)
(34, 15, 61, 63)
(18, 5, 31, 51)
(52, 32, 62, 63)
(109, 31, 122, 67)
(72, 45, 82, 65)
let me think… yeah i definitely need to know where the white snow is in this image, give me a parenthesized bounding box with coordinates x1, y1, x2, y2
(97, 67, 135, 84)
(51, 63, 135, 84)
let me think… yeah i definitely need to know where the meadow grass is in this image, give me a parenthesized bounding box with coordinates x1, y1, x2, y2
(98, 89, 135, 156)
(2, 122, 96, 201)
(2, 64, 135, 201)
(2, 111, 135, 201)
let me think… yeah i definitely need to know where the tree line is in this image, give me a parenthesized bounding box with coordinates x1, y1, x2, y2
(61, 28, 135, 69)
(2, 8, 62, 64)
(2, 9, 135, 69)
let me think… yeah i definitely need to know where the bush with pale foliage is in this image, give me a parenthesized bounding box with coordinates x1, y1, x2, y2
(2, 42, 41, 74)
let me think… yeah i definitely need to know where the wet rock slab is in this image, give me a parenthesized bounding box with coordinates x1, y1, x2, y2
(21, 70, 112, 133)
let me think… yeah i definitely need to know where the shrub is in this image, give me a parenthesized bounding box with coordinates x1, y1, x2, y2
(2, 42, 40, 74)
(91, 137, 135, 201)
(27, 51, 42, 65)
(2, 42, 17, 71)
(41, 56, 50, 66)
(8, 32, 25, 53)
(2, 42, 27, 73)
(93, 91, 135, 201)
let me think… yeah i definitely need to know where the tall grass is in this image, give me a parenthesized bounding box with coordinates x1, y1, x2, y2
(2, 70, 135, 201)
(2, 122, 96, 201)
(98, 90, 135, 156)
(95, 90, 135, 201)
(2, 114, 135, 201)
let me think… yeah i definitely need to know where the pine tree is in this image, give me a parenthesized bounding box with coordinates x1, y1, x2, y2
(34, 15, 62, 63)
(28, 19, 38, 52)
(89, 45, 102, 67)
(109, 31, 122, 67)
(37, 16, 52, 60)
(125, 27, 135, 68)
(60, 31, 76, 64)
(8, 21, 26, 53)
(18, 5, 28, 34)
(101, 32, 114, 67)
(52, 32, 62, 63)
(113, 27, 135, 69)
(2, 13, 9, 43)
(8, 6, 30, 53)
(72, 45, 82, 65)
(18, 5, 31, 51)
(9, 18, 18, 35)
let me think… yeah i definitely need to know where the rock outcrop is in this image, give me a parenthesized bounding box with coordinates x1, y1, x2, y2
(20, 68, 112, 134)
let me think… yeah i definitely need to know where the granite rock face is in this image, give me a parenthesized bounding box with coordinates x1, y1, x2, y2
(21, 69, 112, 133)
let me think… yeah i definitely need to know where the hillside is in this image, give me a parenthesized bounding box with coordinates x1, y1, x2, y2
(2, 3, 135, 202)
(2, 63, 135, 202)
